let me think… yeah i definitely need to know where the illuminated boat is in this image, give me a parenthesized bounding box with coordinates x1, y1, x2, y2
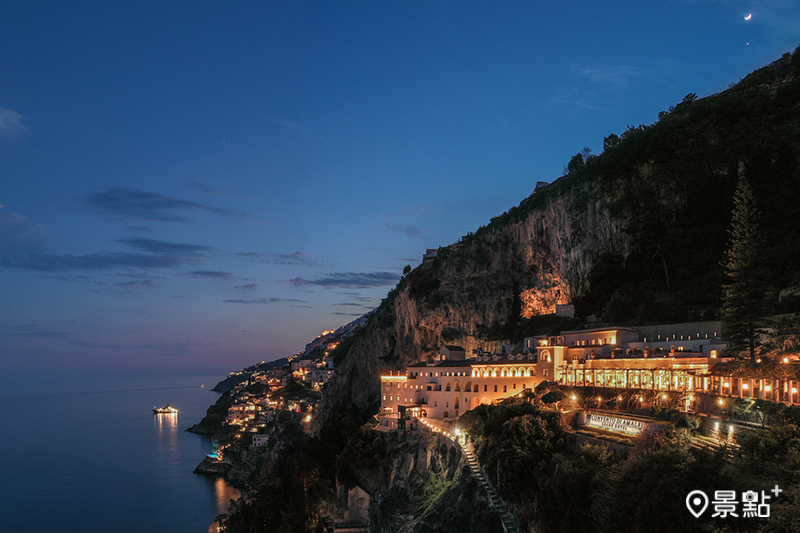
(152, 403, 179, 414)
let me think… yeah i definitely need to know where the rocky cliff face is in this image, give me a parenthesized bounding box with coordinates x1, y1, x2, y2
(315, 179, 629, 429)
(315, 51, 800, 430)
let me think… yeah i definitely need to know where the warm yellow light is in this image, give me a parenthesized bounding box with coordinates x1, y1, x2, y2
(304, 414, 312, 422)
(662, 394, 667, 399)
(784, 357, 790, 364)
(793, 388, 798, 394)
(765, 385, 772, 392)
(718, 398, 724, 405)
(724, 382, 730, 387)
(571, 395, 577, 401)
(597, 396, 602, 401)
(742, 383, 749, 390)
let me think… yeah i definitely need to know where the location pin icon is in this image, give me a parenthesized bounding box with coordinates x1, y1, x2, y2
(686, 490, 709, 518)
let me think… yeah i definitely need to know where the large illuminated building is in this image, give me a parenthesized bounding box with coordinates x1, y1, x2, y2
(377, 321, 789, 425)
(380, 320, 800, 426)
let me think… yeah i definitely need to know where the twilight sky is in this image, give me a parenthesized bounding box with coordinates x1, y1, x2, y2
(1, 1, 798, 382)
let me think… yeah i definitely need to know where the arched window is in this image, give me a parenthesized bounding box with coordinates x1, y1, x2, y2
(455, 382, 461, 392)
(445, 382, 451, 392)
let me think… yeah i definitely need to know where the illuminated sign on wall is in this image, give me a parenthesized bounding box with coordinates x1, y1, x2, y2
(585, 413, 644, 435)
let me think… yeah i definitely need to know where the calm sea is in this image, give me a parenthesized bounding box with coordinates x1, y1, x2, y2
(1, 373, 240, 533)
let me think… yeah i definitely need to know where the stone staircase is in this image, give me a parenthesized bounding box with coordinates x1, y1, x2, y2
(461, 446, 520, 533)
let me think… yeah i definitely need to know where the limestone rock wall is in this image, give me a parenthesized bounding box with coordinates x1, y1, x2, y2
(315, 181, 629, 430)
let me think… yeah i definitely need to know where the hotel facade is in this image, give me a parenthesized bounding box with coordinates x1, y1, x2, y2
(379, 321, 800, 425)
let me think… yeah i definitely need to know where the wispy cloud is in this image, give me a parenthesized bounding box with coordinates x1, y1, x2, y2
(234, 283, 258, 291)
(233, 250, 331, 267)
(0, 107, 31, 141)
(223, 297, 307, 304)
(116, 237, 215, 255)
(0, 207, 51, 254)
(119, 272, 167, 280)
(3, 324, 68, 340)
(184, 270, 234, 280)
(288, 271, 400, 289)
(115, 279, 158, 288)
(339, 291, 373, 303)
(571, 65, 641, 90)
(82, 187, 240, 222)
(380, 214, 423, 239)
(185, 177, 223, 195)
(0, 209, 214, 272)
(276, 251, 331, 266)
(126, 225, 158, 233)
(66, 339, 191, 355)
(45, 274, 107, 285)
(547, 90, 601, 111)
(268, 117, 311, 134)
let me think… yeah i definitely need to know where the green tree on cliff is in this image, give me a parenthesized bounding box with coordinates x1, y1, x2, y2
(722, 173, 763, 362)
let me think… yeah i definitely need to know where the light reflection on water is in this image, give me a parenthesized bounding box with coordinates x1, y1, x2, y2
(3, 374, 238, 533)
(211, 477, 241, 514)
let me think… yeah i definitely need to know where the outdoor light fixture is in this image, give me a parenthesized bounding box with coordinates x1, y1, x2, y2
(743, 383, 749, 390)
(765, 385, 772, 392)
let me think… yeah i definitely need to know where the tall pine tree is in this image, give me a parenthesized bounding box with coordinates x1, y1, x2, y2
(722, 173, 763, 362)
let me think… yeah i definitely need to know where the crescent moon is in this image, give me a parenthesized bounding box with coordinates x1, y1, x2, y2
(744, 13, 752, 20)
